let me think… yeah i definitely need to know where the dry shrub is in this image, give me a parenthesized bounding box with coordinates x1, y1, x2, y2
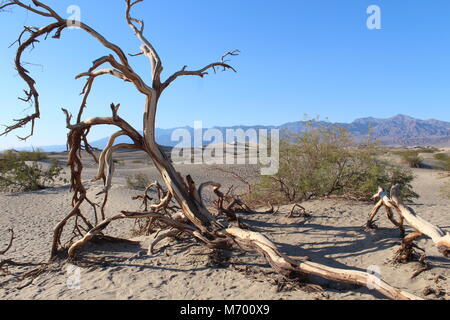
(394, 150, 424, 168)
(0, 151, 65, 192)
(126, 173, 151, 190)
(434, 153, 450, 171)
(246, 124, 418, 205)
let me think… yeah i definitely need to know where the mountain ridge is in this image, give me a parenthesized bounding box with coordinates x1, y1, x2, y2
(5, 114, 450, 152)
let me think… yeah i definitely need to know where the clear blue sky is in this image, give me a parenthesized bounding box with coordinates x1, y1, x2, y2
(1, 0, 450, 149)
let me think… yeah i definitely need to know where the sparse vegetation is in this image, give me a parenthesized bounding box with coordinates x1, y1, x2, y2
(434, 153, 450, 198)
(434, 153, 450, 171)
(394, 150, 424, 168)
(2, 149, 48, 161)
(246, 125, 418, 205)
(113, 159, 125, 166)
(0, 151, 65, 192)
(413, 147, 440, 154)
(126, 173, 152, 190)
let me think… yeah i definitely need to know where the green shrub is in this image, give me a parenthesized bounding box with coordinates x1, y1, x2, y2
(126, 173, 151, 190)
(2, 148, 49, 162)
(0, 153, 65, 192)
(434, 153, 450, 171)
(394, 150, 424, 168)
(415, 147, 440, 154)
(435, 153, 450, 198)
(246, 125, 418, 205)
(113, 159, 125, 166)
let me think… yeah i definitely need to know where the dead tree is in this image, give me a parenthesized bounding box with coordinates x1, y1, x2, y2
(0, 0, 422, 299)
(367, 185, 450, 261)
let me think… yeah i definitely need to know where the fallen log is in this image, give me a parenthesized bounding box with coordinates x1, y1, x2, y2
(367, 184, 450, 258)
(225, 228, 421, 300)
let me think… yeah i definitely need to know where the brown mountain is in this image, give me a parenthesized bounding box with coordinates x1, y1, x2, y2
(346, 114, 450, 146)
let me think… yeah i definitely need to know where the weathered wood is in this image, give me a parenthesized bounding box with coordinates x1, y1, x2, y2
(368, 185, 450, 258)
(225, 228, 421, 300)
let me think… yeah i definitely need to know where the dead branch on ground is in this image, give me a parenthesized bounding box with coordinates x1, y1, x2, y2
(367, 185, 450, 272)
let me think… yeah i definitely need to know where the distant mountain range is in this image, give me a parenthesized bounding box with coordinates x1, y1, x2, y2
(9, 114, 450, 152)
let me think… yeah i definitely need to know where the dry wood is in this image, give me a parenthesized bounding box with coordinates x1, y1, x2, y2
(287, 203, 308, 218)
(0, 229, 14, 255)
(368, 185, 450, 258)
(224, 228, 420, 300)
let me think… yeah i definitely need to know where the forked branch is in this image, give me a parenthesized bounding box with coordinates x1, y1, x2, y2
(161, 50, 240, 92)
(368, 185, 450, 258)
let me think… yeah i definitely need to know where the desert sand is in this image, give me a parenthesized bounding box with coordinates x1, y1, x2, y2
(0, 150, 449, 300)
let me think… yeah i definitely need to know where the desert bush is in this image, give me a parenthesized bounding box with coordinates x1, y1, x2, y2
(0, 152, 65, 192)
(435, 153, 450, 198)
(126, 172, 151, 190)
(434, 153, 450, 171)
(2, 148, 48, 161)
(394, 150, 424, 168)
(113, 159, 125, 166)
(414, 147, 440, 154)
(246, 124, 418, 205)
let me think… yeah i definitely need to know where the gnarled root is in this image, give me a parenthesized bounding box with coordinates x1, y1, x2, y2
(366, 188, 404, 236)
(149, 229, 183, 255)
(368, 185, 450, 258)
(391, 231, 431, 278)
(287, 203, 309, 218)
(68, 210, 197, 259)
(0, 229, 14, 255)
(1, 228, 48, 288)
(224, 228, 421, 300)
(393, 232, 425, 263)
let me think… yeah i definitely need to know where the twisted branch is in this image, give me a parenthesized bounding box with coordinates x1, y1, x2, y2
(368, 185, 450, 258)
(161, 50, 239, 92)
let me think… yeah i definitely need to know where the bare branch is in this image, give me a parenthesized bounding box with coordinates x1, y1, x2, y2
(61, 105, 144, 146)
(0, 0, 52, 17)
(0, 229, 14, 255)
(124, 0, 162, 87)
(92, 131, 128, 182)
(30, 0, 63, 20)
(68, 210, 197, 258)
(1, 1, 152, 138)
(367, 184, 450, 258)
(75, 67, 130, 122)
(161, 51, 239, 91)
(128, 51, 144, 57)
(96, 143, 141, 196)
(1, 21, 66, 140)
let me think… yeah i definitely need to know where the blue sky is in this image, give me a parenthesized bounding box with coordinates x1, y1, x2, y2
(1, 0, 450, 149)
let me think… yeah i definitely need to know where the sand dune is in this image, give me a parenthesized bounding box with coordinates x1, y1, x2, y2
(0, 153, 449, 300)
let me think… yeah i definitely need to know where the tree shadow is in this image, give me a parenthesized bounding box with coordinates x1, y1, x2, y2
(73, 237, 211, 273)
(241, 215, 327, 231)
(4, 185, 70, 197)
